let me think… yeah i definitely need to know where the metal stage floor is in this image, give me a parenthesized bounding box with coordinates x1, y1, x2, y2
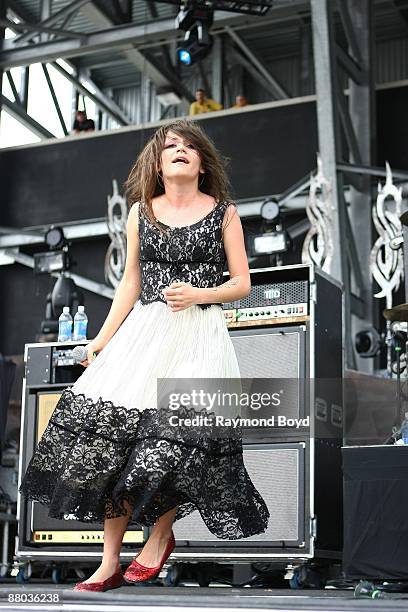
(2, 584, 408, 611)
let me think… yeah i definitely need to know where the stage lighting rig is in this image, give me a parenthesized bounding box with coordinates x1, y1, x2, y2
(175, 1, 214, 66)
(34, 226, 70, 275)
(33, 225, 84, 337)
(247, 197, 291, 264)
(354, 328, 385, 358)
(261, 197, 280, 224)
(152, 0, 274, 65)
(152, 0, 274, 18)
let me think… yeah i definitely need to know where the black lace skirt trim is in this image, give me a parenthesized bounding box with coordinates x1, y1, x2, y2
(139, 296, 221, 310)
(19, 388, 270, 540)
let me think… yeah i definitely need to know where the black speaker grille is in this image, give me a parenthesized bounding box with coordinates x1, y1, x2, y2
(223, 281, 309, 309)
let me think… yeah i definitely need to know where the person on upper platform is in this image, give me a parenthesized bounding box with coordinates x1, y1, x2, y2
(189, 88, 223, 115)
(230, 95, 249, 109)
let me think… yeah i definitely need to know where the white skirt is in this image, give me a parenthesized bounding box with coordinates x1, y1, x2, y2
(71, 300, 241, 411)
(19, 300, 270, 540)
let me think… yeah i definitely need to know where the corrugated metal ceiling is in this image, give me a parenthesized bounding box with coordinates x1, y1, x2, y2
(7, 0, 408, 90)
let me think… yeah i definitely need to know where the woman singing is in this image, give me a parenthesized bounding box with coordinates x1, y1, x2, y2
(19, 118, 270, 592)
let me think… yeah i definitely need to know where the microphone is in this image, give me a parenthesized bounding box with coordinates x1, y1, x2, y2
(72, 345, 96, 364)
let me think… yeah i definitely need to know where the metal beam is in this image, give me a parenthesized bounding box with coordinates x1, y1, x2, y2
(48, 8, 78, 42)
(347, 0, 375, 373)
(1, 248, 114, 300)
(229, 47, 286, 100)
(335, 43, 363, 84)
(80, 2, 193, 110)
(19, 66, 29, 110)
(277, 173, 312, 207)
(310, 0, 344, 282)
(335, 75, 363, 165)
(337, 162, 408, 181)
(311, 0, 354, 368)
(212, 35, 224, 106)
(0, 17, 87, 41)
(40, 0, 51, 43)
(5, 70, 22, 105)
(7, 0, 37, 25)
(50, 61, 130, 125)
(12, 0, 92, 45)
(0, 12, 267, 68)
(336, 0, 363, 64)
(42, 64, 68, 135)
(6, 1, 131, 126)
(1, 94, 54, 138)
(225, 26, 290, 99)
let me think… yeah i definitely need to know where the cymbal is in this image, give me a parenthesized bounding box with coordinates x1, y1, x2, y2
(383, 303, 408, 321)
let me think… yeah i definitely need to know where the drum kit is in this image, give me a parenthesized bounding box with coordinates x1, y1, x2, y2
(382, 211, 408, 443)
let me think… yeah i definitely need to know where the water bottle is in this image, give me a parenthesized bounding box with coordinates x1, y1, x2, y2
(73, 305, 88, 341)
(400, 412, 408, 445)
(58, 306, 73, 342)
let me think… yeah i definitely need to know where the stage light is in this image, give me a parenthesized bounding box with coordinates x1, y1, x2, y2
(261, 198, 280, 224)
(177, 30, 213, 65)
(34, 250, 68, 274)
(34, 226, 71, 275)
(248, 230, 290, 257)
(178, 48, 192, 65)
(354, 328, 384, 358)
(179, 49, 192, 65)
(45, 226, 65, 250)
(175, 1, 214, 66)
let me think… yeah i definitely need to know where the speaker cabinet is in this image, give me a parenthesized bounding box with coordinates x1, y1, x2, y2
(172, 265, 344, 560)
(17, 353, 144, 560)
(173, 443, 306, 548)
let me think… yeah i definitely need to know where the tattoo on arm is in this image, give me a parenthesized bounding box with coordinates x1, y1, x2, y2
(211, 278, 240, 292)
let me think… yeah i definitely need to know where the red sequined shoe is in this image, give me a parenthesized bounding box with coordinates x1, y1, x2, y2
(73, 566, 124, 592)
(123, 530, 175, 584)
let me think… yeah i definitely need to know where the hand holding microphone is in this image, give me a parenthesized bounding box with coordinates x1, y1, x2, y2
(72, 341, 101, 368)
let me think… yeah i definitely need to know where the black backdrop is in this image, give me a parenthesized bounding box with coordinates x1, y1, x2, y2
(0, 100, 318, 227)
(0, 87, 407, 354)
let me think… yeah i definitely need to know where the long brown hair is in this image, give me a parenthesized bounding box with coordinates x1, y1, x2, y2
(122, 118, 235, 234)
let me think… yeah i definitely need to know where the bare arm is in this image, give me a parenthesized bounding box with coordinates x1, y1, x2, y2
(92, 203, 142, 349)
(196, 203, 251, 305)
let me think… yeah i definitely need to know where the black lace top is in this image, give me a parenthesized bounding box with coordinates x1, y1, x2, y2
(138, 200, 233, 309)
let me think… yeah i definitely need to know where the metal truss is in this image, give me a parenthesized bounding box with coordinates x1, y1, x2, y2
(310, 0, 377, 370)
(0, 1, 135, 137)
(0, 0, 307, 137)
(0, 7, 261, 68)
(2, 247, 115, 300)
(153, 0, 274, 16)
(79, 1, 194, 111)
(0, 0, 310, 68)
(225, 26, 289, 99)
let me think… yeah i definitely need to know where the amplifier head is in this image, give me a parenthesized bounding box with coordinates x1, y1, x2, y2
(223, 280, 309, 310)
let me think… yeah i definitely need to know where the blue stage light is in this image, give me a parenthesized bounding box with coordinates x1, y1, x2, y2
(178, 49, 192, 65)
